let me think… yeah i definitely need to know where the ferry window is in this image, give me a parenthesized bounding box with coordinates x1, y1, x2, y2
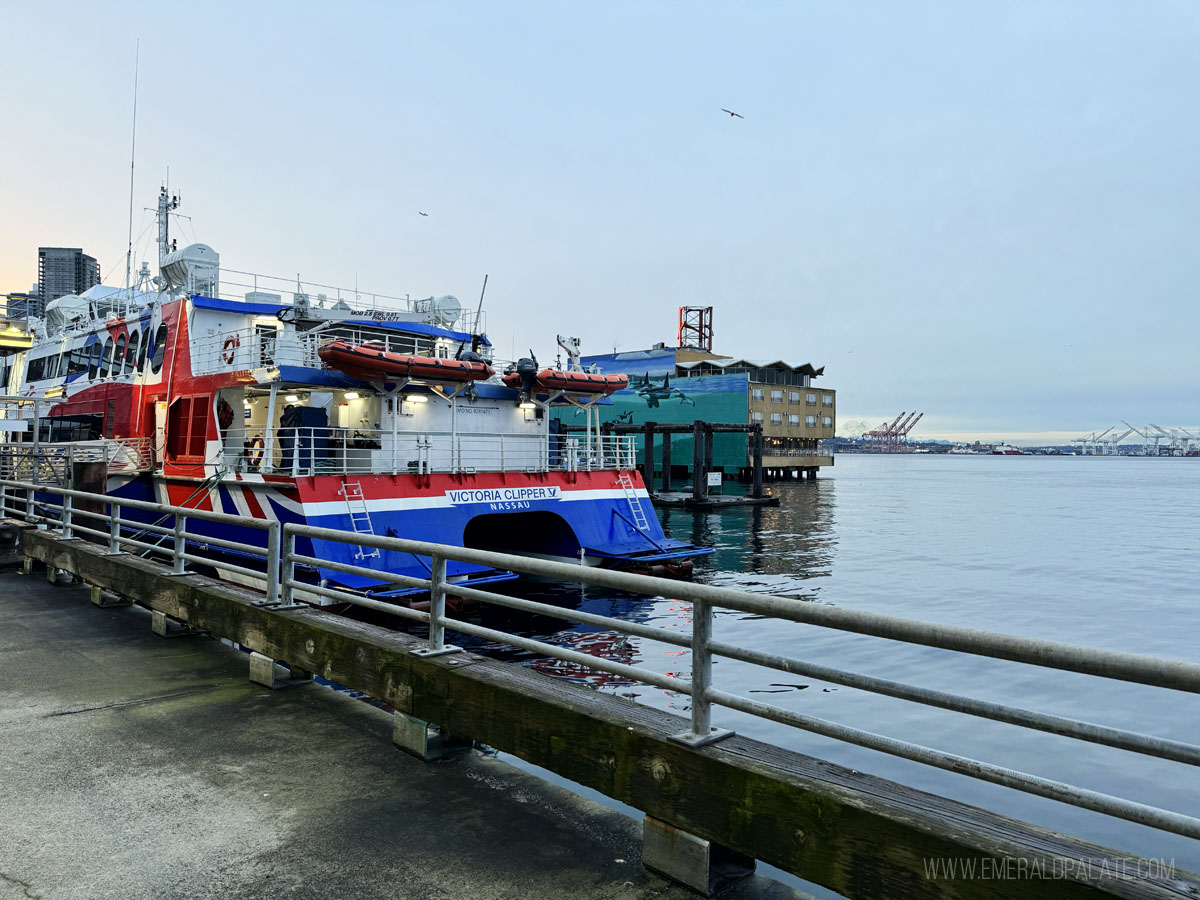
(26, 356, 45, 382)
(126, 331, 140, 369)
(137, 327, 149, 370)
(44, 352, 61, 380)
(88, 343, 101, 379)
(66, 347, 87, 376)
(166, 395, 209, 460)
(150, 325, 168, 374)
(39, 415, 103, 443)
(114, 335, 127, 374)
(101, 338, 114, 377)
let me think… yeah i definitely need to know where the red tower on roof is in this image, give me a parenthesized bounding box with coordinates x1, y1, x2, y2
(677, 306, 713, 352)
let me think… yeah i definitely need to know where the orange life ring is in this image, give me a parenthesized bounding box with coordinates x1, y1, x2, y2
(222, 335, 241, 365)
(248, 437, 265, 467)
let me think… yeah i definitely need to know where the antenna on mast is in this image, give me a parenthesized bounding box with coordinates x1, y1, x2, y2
(124, 38, 140, 307)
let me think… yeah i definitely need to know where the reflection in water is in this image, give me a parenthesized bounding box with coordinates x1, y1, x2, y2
(467, 480, 838, 704)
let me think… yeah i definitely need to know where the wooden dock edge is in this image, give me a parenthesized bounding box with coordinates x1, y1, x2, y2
(21, 530, 1199, 900)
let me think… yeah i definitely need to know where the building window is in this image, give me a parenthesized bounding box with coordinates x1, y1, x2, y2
(822, 394, 833, 406)
(751, 388, 764, 401)
(770, 389, 783, 402)
(751, 411, 763, 423)
(789, 414, 800, 426)
(822, 416, 832, 427)
(806, 393, 817, 405)
(789, 391, 800, 403)
(805, 415, 816, 426)
(770, 413, 783, 425)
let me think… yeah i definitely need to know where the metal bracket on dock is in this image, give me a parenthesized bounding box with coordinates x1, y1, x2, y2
(392, 711, 472, 761)
(411, 643, 463, 658)
(251, 599, 307, 611)
(669, 727, 735, 749)
(248, 651, 313, 689)
(151, 609, 202, 638)
(642, 815, 755, 896)
(89, 585, 131, 608)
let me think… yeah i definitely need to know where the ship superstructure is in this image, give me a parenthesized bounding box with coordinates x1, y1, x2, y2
(0, 189, 709, 603)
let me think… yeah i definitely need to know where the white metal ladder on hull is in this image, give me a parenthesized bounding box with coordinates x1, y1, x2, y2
(617, 473, 650, 532)
(339, 478, 381, 559)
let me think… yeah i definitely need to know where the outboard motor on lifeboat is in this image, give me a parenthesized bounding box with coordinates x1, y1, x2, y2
(457, 335, 486, 364)
(515, 356, 539, 401)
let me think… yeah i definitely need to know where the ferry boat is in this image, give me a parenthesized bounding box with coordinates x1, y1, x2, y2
(990, 444, 1028, 455)
(0, 188, 710, 604)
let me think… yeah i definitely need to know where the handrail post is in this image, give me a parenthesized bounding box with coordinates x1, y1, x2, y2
(104, 501, 123, 555)
(62, 493, 73, 539)
(413, 553, 461, 657)
(281, 528, 298, 607)
(24, 486, 34, 523)
(672, 597, 733, 747)
(168, 515, 188, 575)
(265, 521, 281, 605)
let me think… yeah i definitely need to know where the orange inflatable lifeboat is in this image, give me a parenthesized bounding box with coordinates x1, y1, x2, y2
(502, 368, 628, 395)
(318, 339, 494, 383)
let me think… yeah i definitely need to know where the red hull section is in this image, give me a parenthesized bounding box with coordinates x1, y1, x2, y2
(318, 339, 494, 383)
(502, 369, 628, 395)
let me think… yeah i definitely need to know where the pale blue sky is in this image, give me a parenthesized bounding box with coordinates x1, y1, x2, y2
(2, 1, 1197, 438)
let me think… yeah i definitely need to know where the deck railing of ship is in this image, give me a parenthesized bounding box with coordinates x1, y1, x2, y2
(193, 324, 494, 375)
(0, 438, 153, 481)
(204, 268, 484, 332)
(219, 427, 636, 476)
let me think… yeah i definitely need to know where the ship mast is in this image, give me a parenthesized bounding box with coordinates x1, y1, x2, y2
(156, 186, 178, 270)
(124, 40, 140, 312)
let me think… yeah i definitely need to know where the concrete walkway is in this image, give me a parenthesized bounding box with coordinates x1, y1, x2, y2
(0, 570, 808, 900)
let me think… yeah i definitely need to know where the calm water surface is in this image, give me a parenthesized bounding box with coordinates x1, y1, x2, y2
(482, 455, 1200, 879)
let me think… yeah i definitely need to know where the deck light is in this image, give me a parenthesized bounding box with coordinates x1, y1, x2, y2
(285, 394, 300, 402)
(404, 394, 428, 403)
(344, 391, 360, 400)
(519, 401, 537, 410)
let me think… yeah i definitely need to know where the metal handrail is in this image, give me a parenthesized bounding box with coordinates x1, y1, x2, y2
(3, 476, 1199, 843)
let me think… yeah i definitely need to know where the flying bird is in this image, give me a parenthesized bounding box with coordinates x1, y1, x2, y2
(418, 211, 429, 217)
(720, 108, 744, 119)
